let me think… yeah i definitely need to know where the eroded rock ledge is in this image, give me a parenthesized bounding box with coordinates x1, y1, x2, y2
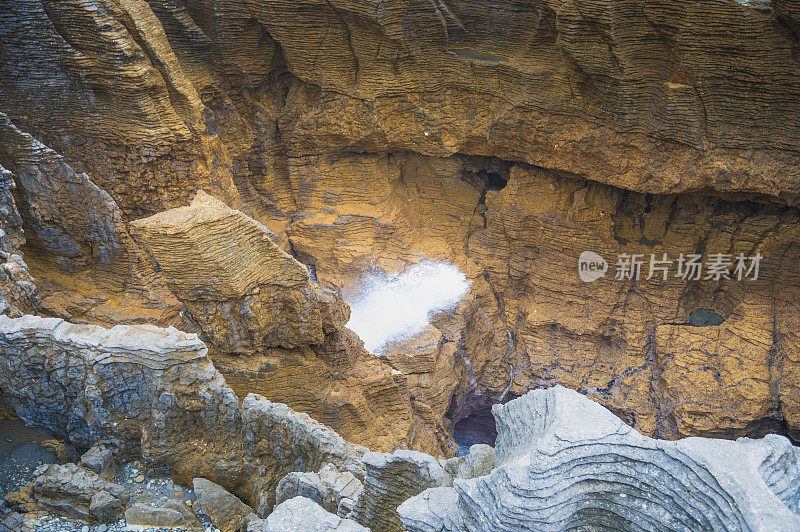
(1, 313, 798, 530)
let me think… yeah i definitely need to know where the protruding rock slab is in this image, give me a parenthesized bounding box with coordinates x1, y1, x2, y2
(350, 449, 451, 531)
(193, 478, 252, 532)
(399, 386, 800, 532)
(130, 190, 341, 351)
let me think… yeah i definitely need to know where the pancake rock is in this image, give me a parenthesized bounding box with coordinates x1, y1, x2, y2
(131, 190, 455, 456)
(398, 386, 800, 532)
(130, 190, 340, 352)
(275, 464, 363, 516)
(0, 0, 799, 458)
(0, 314, 362, 505)
(350, 450, 452, 531)
(0, 112, 181, 326)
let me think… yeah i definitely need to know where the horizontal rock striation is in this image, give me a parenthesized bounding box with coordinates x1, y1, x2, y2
(0, 314, 364, 506)
(0, 0, 799, 465)
(131, 189, 455, 456)
(398, 386, 800, 531)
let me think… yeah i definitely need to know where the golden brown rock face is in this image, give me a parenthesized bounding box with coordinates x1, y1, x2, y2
(0, 0, 799, 451)
(130, 190, 456, 456)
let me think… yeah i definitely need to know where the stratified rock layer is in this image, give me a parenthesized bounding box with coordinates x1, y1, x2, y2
(0, 314, 363, 506)
(130, 189, 455, 456)
(0, 0, 799, 452)
(398, 386, 800, 532)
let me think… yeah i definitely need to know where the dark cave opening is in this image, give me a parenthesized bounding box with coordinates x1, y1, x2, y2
(450, 392, 520, 456)
(453, 410, 497, 457)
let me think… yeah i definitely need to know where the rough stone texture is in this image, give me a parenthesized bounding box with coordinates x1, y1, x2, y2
(249, 496, 368, 532)
(0, 500, 32, 532)
(131, 189, 455, 457)
(125, 500, 203, 531)
(0, 314, 228, 452)
(0, 162, 40, 318)
(242, 395, 366, 516)
(350, 449, 451, 531)
(398, 386, 800, 531)
(30, 463, 129, 522)
(443, 444, 494, 480)
(193, 478, 252, 532)
(0, 112, 182, 326)
(0, 0, 799, 459)
(79, 444, 115, 477)
(275, 464, 362, 516)
(0, 313, 371, 512)
(130, 190, 336, 352)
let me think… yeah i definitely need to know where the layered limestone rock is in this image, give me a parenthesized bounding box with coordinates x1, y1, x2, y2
(29, 463, 129, 522)
(130, 190, 455, 456)
(248, 496, 368, 532)
(0, 314, 363, 506)
(0, 162, 39, 317)
(275, 464, 362, 517)
(350, 450, 452, 531)
(0, 112, 182, 326)
(1, 0, 799, 454)
(398, 386, 800, 531)
(130, 190, 338, 352)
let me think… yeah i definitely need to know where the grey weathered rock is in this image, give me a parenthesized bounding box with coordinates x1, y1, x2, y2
(349, 450, 451, 531)
(249, 496, 368, 532)
(0, 165, 39, 318)
(398, 386, 800, 532)
(124, 498, 203, 530)
(0, 312, 367, 514)
(442, 444, 494, 480)
(0, 314, 235, 455)
(79, 444, 114, 476)
(275, 464, 362, 516)
(242, 396, 366, 516)
(30, 463, 129, 522)
(193, 477, 253, 532)
(0, 111, 125, 272)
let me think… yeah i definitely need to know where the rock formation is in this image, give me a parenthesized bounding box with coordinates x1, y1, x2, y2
(398, 386, 800, 531)
(193, 478, 252, 532)
(0, 314, 361, 506)
(248, 496, 368, 532)
(1, 3, 800, 529)
(29, 463, 129, 522)
(350, 450, 452, 531)
(130, 189, 455, 456)
(0, 0, 798, 447)
(125, 499, 204, 531)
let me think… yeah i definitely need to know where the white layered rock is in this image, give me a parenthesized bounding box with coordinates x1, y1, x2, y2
(399, 386, 800, 531)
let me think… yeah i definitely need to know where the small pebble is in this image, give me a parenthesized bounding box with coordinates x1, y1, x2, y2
(134, 474, 145, 483)
(185, 499, 193, 506)
(81, 526, 89, 532)
(97, 525, 108, 532)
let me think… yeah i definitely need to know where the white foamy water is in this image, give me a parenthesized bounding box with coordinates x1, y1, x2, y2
(346, 261, 471, 354)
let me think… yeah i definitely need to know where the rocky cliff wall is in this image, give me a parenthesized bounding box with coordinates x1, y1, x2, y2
(0, 0, 799, 449)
